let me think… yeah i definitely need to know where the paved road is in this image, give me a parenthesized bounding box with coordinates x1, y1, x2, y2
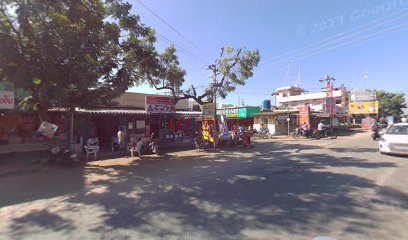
(1, 131, 408, 240)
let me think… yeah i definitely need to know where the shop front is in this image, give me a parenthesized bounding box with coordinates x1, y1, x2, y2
(253, 110, 299, 135)
(217, 106, 261, 130)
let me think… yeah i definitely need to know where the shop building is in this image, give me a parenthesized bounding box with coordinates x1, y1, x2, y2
(49, 92, 202, 148)
(274, 84, 349, 127)
(217, 106, 261, 130)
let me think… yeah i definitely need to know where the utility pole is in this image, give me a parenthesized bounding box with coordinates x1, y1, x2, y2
(209, 61, 219, 149)
(320, 74, 336, 125)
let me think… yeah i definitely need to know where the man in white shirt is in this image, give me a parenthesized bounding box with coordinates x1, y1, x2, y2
(318, 120, 326, 131)
(117, 128, 125, 149)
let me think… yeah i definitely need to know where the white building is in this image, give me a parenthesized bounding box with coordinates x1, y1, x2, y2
(275, 85, 349, 114)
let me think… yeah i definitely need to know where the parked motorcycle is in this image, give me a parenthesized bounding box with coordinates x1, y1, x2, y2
(316, 126, 338, 139)
(254, 129, 272, 139)
(292, 127, 320, 139)
(45, 144, 79, 167)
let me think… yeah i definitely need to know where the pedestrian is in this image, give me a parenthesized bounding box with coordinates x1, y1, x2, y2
(135, 138, 143, 157)
(117, 127, 125, 149)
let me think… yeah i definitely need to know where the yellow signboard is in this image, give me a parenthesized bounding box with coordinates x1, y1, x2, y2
(202, 103, 215, 120)
(348, 101, 379, 114)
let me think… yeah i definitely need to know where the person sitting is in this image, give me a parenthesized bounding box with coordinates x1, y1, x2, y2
(87, 134, 100, 152)
(301, 122, 310, 135)
(317, 120, 326, 134)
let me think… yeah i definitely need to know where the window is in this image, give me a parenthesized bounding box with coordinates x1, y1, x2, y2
(387, 126, 408, 135)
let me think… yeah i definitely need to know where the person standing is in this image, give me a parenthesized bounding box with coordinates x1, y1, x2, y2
(117, 127, 125, 149)
(135, 138, 143, 157)
(317, 120, 326, 135)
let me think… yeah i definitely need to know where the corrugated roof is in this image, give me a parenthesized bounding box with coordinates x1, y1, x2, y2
(49, 107, 201, 116)
(75, 108, 147, 115)
(176, 111, 202, 116)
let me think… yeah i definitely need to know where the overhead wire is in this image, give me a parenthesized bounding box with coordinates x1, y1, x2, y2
(258, 19, 408, 74)
(257, 8, 408, 71)
(155, 32, 209, 66)
(136, 0, 211, 59)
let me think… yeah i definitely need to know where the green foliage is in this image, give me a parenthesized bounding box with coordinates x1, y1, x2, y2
(151, 46, 260, 104)
(0, 0, 160, 111)
(377, 90, 407, 117)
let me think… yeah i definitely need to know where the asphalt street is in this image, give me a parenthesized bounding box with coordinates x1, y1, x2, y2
(1, 131, 408, 240)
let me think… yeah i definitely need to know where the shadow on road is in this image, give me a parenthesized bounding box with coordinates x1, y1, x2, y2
(2, 141, 407, 239)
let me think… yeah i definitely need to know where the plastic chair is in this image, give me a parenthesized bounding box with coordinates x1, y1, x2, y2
(84, 145, 99, 161)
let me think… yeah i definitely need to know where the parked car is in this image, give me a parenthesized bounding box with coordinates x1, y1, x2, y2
(379, 123, 408, 155)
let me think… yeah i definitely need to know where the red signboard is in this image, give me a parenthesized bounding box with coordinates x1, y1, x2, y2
(299, 106, 310, 125)
(324, 97, 336, 116)
(145, 96, 176, 113)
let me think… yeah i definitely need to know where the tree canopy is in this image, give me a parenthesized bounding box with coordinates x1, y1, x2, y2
(377, 90, 407, 117)
(148, 46, 260, 105)
(0, 0, 161, 113)
(0, 0, 260, 114)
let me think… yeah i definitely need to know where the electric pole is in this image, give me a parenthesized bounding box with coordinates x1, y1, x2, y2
(209, 61, 219, 149)
(319, 74, 336, 124)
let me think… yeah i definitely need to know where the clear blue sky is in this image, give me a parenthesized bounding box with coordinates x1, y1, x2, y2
(128, 0, 408, 106)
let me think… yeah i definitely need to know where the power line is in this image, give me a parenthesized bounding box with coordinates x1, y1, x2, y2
(136, 0, 211, 59)
(293, 21, 408, 63)
(257, 8, 408, 70)
(267, 11, 408, 67)
(258, 19, 408, 75)
(155, 32, 208, 66)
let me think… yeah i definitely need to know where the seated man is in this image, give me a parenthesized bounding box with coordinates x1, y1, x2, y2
(87, 134, 100, 152)
(301, 122, 310, 135)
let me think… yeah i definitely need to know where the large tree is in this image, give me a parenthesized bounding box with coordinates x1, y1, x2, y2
(0, 0, 160, 117)
(377, 90, 407, 117)
(149, 46, 260, 104)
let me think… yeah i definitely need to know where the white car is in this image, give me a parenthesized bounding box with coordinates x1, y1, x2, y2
(379, 123, 408, 155)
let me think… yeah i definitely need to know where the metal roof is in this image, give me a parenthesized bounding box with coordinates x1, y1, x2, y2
(48, 107, 201, 116)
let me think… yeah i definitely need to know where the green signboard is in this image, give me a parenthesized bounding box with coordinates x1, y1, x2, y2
(239, 107, 261, 118)
(218, 106, 261, 118)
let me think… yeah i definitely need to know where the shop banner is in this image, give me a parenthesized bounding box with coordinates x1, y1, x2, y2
(350, 89, 376, 102)
(37, 121, 59, 139)
(348, 101, 379, 114)
(299, 106, 310, 125)
(225, 108, 239, 118)
(238, 107, 261, 118)
(324, 97, 336, 116)
(202, 103, 215, 120)
(145, 96, 176, 113)
(0, 91, 15, 109)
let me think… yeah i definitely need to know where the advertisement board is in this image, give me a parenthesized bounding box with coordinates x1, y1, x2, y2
(0, 91, 15, 109)
(238, 107, 261, 118)
(202, 103, 215, 120)
(217, 108, 239, 118)
(324, 97, 336, 116)
(348, 101, 379, 114)
(37, 121, 59, 139)
(299, 106, 310, 125)
(350, 89, 376, 102)
(145, 96, 175, 113)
